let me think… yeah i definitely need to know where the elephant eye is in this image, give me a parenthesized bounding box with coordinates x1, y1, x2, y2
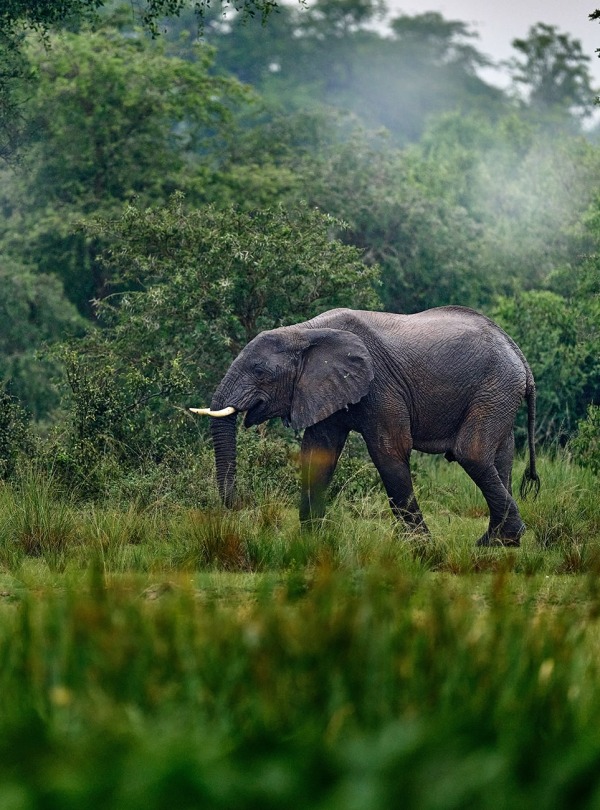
(253, 363, 267, 378)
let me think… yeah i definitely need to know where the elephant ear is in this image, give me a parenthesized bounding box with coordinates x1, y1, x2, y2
(290, 328, 374, 430)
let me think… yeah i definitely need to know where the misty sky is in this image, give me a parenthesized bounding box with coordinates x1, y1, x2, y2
(386, 1, 600, 88)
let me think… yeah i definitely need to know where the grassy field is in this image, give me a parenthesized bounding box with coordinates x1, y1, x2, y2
(1, 451, 599, 808)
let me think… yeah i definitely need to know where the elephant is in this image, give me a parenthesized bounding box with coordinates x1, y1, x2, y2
(191, 307, 540, 546)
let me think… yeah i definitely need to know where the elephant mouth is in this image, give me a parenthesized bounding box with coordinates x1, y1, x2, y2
(244, 398, 270, 427)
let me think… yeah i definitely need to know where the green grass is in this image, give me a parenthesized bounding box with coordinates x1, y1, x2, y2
(0, 451, 599, 807)
(2, 452, 598, 577)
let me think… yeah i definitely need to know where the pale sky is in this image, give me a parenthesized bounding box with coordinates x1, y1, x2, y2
(385, 1, 600, 87)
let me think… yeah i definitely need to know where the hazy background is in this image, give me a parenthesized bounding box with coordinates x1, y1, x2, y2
(385, 1, 600, 86)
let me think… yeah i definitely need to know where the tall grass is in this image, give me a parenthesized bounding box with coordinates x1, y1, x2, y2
(0, 467, 79, 571)
(0, 452, 598, 576)
(0, 451, 598, 805)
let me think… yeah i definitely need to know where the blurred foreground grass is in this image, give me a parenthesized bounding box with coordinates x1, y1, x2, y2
(0, 452, 599, 807)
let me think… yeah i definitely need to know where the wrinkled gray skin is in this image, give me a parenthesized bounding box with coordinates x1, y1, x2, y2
(206, 307, 540, 546)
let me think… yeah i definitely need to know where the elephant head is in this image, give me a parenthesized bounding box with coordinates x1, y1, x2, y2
(191, 325, 374, 506)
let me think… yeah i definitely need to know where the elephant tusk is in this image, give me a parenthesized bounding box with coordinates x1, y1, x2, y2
(188, 406, 237, 417)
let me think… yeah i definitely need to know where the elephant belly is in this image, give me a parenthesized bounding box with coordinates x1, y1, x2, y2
(409, 385, 522, 458)
(412, 424, 463, 455)
(408, 396, 468, 448)
(409, 398, 481, 455)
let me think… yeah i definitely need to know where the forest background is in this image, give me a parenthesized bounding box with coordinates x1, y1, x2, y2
(1, 0, 600, 494)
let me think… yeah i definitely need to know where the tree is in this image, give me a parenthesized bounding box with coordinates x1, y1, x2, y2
(493, 244, 600, 445)
(0, 20, 249, 315)
(59, 195, 379, 467)
(273, 115, 494, 312)
(300, 0, 386, 36)
(0, 0, 278, 35)
(84, 194, 380, 359)
(199, 3, 299, 88)
(0, 390, 31, 479)
(508, 23, 597, 126)
(0, 260, 85, 419)
(409, 110, 600, 291)
(494, 291, 598, 443)
(0, 0, 283, 163)
(0, 30, 34, 161)
(22, 24, 245, 207)
(205, 3, 506, 143)
(570, 404, 600, 473)
(175, 101, 502, 313)
(389, 11, 489, 72)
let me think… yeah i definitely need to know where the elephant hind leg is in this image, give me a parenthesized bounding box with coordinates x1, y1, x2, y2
(458, 457, 525, 546)
(453, 405, 524, 545)
(363, 432, 429, 535)
(494, 431, 515, 496)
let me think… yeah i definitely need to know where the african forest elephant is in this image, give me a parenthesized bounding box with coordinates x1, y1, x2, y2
(191, 307, 540, 547)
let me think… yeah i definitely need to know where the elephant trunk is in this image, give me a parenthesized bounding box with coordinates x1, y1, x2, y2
(208, 378, 241, 507)
(210, 411, 238, 507)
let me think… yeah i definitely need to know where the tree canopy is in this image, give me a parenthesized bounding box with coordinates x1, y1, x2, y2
(0, 20, 250, 315)
(203, 3, 507, 143)
(509, 23, 597, 124)
(0, 2, 599, 472)
(0, 0, 278, 33)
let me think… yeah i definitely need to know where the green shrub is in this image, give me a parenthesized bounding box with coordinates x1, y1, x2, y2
(235, 425, 299, 502)
(493, 290, 599, 444)
(0, 391, 32, 480)
(571, 404, 600, 475)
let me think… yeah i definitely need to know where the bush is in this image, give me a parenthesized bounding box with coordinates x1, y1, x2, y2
(0, 263, 85, 421)
(235, 425, 299, 502)
(82, 196, 380, 404)
(55, 345, 195, 484)
(493, 290, 599, 444)
(46, 198, 380, 492)
(570, 405, 600, 474)
(0, 391, 31, 480)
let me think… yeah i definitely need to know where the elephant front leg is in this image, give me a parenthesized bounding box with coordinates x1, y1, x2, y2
(299, 420, 349, 527)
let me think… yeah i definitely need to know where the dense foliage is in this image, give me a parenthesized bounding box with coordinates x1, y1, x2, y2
(0, 0, 279, 39)
(0, 2, 599, 477)
(49, 197, 377, 492)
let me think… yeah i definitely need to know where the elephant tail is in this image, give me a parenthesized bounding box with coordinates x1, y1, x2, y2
(520, 374, 541, 500)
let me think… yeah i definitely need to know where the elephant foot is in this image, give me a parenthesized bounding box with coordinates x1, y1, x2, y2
(394, 511, 430, 537)
(300, 517, 327, 533)
(476, 534, 520, 548)
(476, 522, 526, 548)
(396, 522, 431, 541)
